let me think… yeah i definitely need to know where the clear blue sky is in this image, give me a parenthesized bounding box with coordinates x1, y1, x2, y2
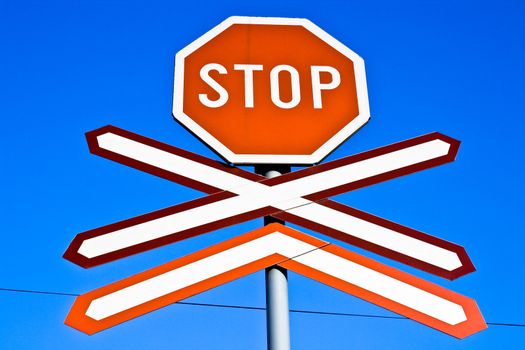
(1, 0, 524, 349)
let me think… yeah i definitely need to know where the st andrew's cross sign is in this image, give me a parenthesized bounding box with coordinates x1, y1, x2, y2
(65, 126, 473, 281)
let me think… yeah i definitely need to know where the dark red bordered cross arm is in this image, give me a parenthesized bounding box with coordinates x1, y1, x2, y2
(64, 126, 474, 280)
(274, 200, 475, 280)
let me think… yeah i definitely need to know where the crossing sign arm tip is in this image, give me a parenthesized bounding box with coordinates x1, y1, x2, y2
(63, 245, 90, 269)
(432, 131, 461, 160)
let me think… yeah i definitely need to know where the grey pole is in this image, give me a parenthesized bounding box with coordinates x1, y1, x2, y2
(265, 264, 290, 350)
(256, 166, 291, 350)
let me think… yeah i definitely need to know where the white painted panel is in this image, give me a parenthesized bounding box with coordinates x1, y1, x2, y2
(86, 132, 461, 274)
(271, 140, 451, 201)
(286, 203, 463, 271)
(79, 191, 273, 258)
(86, 232, 317, 320)
(97, 133, 256, 192)
(295, 249, 467, 325)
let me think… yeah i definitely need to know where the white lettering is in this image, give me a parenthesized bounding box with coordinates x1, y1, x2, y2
(198, 63, 229, 108)
(311, 66, 341, 109)
(270, 65, 301, 109)
(233, 64, 263, 108)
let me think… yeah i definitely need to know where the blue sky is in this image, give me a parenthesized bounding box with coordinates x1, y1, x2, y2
(1, 0, 524, 349)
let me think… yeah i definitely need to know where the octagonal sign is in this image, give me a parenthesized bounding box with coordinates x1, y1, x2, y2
(173, 16, 370, 164)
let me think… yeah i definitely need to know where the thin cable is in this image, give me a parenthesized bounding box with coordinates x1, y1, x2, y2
(485, 322, 525, 328)
(0, 287, 78, 297)
(176, 300, 264, 312)
(0, 287, 524, 327)
(290, 308, 406, 320)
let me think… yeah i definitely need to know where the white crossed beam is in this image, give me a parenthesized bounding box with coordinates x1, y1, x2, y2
(65, 223, 486, 338)
(64, 126, 473, 279)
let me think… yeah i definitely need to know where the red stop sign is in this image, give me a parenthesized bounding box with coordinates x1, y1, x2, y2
(173, 16, 370, 164)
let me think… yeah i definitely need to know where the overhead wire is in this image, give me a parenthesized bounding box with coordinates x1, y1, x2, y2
(1, 287, 524, 328)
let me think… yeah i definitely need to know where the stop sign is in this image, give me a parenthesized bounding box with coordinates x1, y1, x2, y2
(173, 16, 370, 164)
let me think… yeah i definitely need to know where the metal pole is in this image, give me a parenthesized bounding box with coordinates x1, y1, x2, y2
(256, 165, 291, 350)
(265, 264, 290, 350)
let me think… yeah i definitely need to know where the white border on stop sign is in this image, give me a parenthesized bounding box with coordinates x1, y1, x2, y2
(172, 16, 370, 165)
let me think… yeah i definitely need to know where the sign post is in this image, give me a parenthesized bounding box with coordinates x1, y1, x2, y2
(257, 166, 292, 350)
(265, 264, 290, 350)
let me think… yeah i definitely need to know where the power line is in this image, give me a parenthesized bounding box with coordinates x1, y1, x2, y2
(0, 287, 78, 297)
(1, 287, 524, 328)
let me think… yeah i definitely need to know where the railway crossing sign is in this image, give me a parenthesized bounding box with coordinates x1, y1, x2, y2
(65, 126, 473, 280)
(64, 126, 486, 338)
(172, 16, 370, 164)
(64, 16, 486, 341)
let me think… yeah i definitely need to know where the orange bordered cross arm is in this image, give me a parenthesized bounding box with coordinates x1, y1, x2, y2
(65, 223, 486, 338)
